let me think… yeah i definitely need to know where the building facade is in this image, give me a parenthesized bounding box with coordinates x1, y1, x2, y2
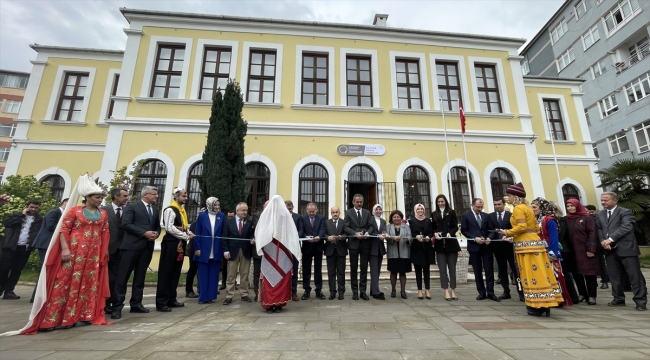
(0, 69, 30, 178)
(520, 0, 650, 170)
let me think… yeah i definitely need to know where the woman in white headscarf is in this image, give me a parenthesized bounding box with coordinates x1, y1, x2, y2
(255, 194, 300, 313)
(193, 197, 224, 304)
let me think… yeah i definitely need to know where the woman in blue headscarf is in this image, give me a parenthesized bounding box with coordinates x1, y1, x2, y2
(193, 197, 224, 304)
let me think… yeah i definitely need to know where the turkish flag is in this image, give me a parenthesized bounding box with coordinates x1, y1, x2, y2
(459, 100, 466, 134)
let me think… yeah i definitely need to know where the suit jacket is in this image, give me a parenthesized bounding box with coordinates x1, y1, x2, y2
(101, 204, 124, 255)
(222, 216, 254, 259)
(343, 207, 374, 250)
(32, 208, 63, 250)
(461, 210, 490, 253)
(325, 218, 347, 257)
(291, 212, 305, 238)
(120, 201, 161, 251)
(2, 212, 43, 250)
(596, 206, 638, 257)
(369, 216, 387, 257)
(193, 211, 225, 263)
(486, 211, 512, 253)
(432, 210, 460, 253)
(302, 214, 326, 253)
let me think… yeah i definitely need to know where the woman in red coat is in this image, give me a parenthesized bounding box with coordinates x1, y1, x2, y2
(563, 199, 599, 305)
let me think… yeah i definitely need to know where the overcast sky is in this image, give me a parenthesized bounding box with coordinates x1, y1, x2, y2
(0, 0, 565, 72)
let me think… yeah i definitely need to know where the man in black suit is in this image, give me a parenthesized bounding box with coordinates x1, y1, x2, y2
(101, 188, 128, 314)
(111, 186, 161, 319)
(486, 198, 522, 301)
(222, 202, 254, 305)
(343, 194, 374, 301)
(301, 202, 327, 300)
(325, 206, 347, 300)
(461, 198, 499, 302)
(597, 192, 647, 311)
(285, 200, 304, 301)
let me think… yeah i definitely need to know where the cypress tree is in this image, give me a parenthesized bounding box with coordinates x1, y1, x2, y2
(202, 80, 247, 213)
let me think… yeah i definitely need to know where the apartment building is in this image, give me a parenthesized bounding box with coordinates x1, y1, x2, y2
(0, 69, 29, 178)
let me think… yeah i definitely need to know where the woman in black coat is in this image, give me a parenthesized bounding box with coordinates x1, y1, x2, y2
(409, 203, 435, 300)
(431, 194, 460, 301)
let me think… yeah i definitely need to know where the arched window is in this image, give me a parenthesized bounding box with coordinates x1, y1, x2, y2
(41, 175, 65, 203)
(403, 166, 431, 218)
(562, 184, 580, 204)
(448, 166, 475, 216)
(490, 168, 514, 201)
(134, 159, 167, 215)
(298, 163, 329, 216)
(348, 164, 376, 183)
(245, 162, 270, 215)
(185, 161, 203, 222)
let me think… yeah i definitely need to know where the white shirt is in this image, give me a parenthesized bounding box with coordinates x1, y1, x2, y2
(224, 216, 246, 257)
(18, 215, 34, 246)
(375, 217, 381, 231)
(163, 207, 191, 240)
(208, 213, 216, 259)
(112, 203, 122, 214)
(606, 206, 618, 242)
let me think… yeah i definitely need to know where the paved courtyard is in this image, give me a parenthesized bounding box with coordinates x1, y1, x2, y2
(1, 271, 649, 360)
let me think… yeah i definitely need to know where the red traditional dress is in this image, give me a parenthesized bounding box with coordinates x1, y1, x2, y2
(22, 206, 111, 334)
(259, 239, 293, 309)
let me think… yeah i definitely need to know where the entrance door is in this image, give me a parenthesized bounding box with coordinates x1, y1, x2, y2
(346, 164, 377, 211)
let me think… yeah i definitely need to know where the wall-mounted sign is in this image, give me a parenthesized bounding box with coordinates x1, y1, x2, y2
(337, 144, 386, 156)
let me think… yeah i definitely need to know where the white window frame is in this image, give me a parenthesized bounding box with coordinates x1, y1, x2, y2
(189, 39, 239, 100)
(0, 123, 17, 137)
(607, 132, 630, 156)
(240, 42, 284, 105)
(556, 47, 575, 72)
(389, 51, 431, 111)
(430, 54, 471, 111)
(584, 108, 591, 127)
(625, 73, 650, 104)
(97, 69, 120, 123)
(598, 94, 619, 118)
(537, 93, 575, 142)
(575, 0, 587, 20)
(140, 36, 193, 99)
(550, 18, 568, 44)
(468, 57, 510, 114)
(521, 59, 530, 75)
(3, 100, 21, 114)
(591, 58, 608, 79)
(581, 26, 600, 50)
(603, 0, 642, 36)
(340, 48, 380, 108)
(44, 66, 96, 122)
(0, 147, 9, 162)
(633, 120, 650, 153)
(294, 45, 335, 106)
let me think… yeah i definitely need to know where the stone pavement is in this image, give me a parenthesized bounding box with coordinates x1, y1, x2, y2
(1, 270, 649, 360)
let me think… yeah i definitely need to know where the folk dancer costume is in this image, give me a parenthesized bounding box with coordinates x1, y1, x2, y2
(7, 175, 110, 335)
(534, 197, 573, 307)
(155, 187, 192, 310)
(255, 195, 301, 313)
(503, 183, 563, 317)
(193, 197, 224, 304)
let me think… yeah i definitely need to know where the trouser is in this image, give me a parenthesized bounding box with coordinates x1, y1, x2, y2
(598, 252, 609, 283)
(253, 256, 261, 293)
(220, 255, 228, 285)
(369, 254, 383, 296)
(185, 258, 198, 294)
(114, 246, 153, 309)
(414, 264, 431, 290)
(226, 249, 251, 299)
(30, 248, 48, 302)
(156, 240, 184, 308)
(469, 248, 495, 295)
(606, 252, 647, 307)
(349, 247, 369, 294)
(574, 273, 598, 298)
(494, 245, 522, 296)
(0, 245, 32, 293)
(291, 255, 299, 294)
(437, 251, 458, 289)
(302, 248, 323, 292)
(326, 254, 346, 295)
(106, 249, 122, 308)
(197, 259, 220, 303)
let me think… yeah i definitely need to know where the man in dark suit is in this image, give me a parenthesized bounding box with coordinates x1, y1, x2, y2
(285, 200, 304, 301)
(222, 202, 254, 305)
(597, 192, 647, 311)
(486, 198, 522, 301)
(101, 188, 128, 314)
(344, 194, 374, 301)
(301, 202, 327, 300)
(111, 186, 161, 319)
(461, 198, 499, 302)
(325, 206, 347, 300)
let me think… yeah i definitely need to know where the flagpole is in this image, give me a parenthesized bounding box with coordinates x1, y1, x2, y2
(545, 108, 562, 185)
(441, 98, 455, 210)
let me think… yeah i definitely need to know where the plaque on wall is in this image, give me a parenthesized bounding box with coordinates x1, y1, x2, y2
(337, 144, 385, 156)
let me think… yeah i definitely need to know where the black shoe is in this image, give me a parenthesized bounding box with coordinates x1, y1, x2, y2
(338, 294, 344, 300)
(274, 306, 282, 313)
(266, 308, 274, 314)
(352, 293, 359, 301)
(519, 295, 525, 302)
(600, 283, 608, 289)
(241, 296, 252, 303)
(104, 306, 114, 314)
(223, 298, 232, 305)
(329, 293, 336, 300)
(169, 301, 184, 308)
(130, 305, 149, 313)
(636, 305, 647, 311)
(360, 293, 370, 301)
(301, 292, 311, 300)
(487, 294, 501, 302)
(372, 294, 385, 300)
(476, 293, 487, 300)
(607, 300, 626, 307)
(498, 293, 511, 300)
(2, 292, 20, 300)
(156, 306, 172, 312)
(254, 295, 258, 302)
(401, 291, 408, 300)
(315, 291, 326, 300)
(219, 285, 226, 290)
(186, 292, 198, 298)
(391, 289, 396, 298)
(495, 277, 502, 285)
(110, 309, 122, 319)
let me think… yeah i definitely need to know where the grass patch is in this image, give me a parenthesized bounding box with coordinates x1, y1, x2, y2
(641, 255, 650, 266)
(19, 269, 189, 284)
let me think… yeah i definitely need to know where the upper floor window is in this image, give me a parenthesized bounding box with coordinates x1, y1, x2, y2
(592, 58, 608, 79)
(575, 0, 587, 20)
(550, 19, 568, 44)
(598, 94, 619, 118)
(40, 175, 65, 203)
(0, 123, 16, 137)
(582, 26, 600, 50)
(556, 48, 575, 71)
(521, 59, 530, 75)
(634, 120, 650, 153)
(200, 47, 231, 100)
(593, 144, 600, 158)
(107, 74, 119, 119)
(247, 50, 276, 103)
(0, 147, 9, 162)
(0, 73, 28, 89)
(55, 72, 89, 121)
(395, 59, 422, 109)
(3, 100, 21, 114)
(436, 61, 461, 111)
(562, 184, 580, 203)
(628, 37, 649, 65)
(543, 99, 567, 141)
(604, 0, 641, 34)
(608, 131, 629, 155)
(474, 64, 501, 113)
(301, 53, 328, 105)
(625, 72, 650, 104)
(150, 45, 185, 99)
(346, 56, 372, 107)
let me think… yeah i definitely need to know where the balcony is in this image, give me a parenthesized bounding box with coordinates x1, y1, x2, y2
(616, 42, 650, 75)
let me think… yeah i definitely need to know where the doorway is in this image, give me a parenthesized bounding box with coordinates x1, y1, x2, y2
(346, 164, 377, 211)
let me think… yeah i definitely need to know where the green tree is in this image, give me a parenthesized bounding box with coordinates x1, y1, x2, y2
(102, 160, 147, 204)
(0, 175, 58, 237)
(595, 156, 650, 245)
(202, 80, 247, 213)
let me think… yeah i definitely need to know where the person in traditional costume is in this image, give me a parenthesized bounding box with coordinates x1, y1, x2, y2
(255, 195, 301, 313)
(499, 183, 563, 317)
(10, 174, 110, 334)
(193, 197, 224, 304)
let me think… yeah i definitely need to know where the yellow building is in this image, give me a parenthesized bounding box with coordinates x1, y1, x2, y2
(5, 9, 601, 245)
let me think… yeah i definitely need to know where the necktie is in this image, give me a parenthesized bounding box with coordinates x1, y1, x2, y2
(476, 213, 482, 227)
(497, 212, 502, 226)
(238, 218, 243, 236)
(357, 210, 361, 222)
(147, 205, 153, 222)
(607, 210, 612, 221)
(334, 220, 337, 228)
(116, 207, 122, 220)
(310, 217, 314, 227)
